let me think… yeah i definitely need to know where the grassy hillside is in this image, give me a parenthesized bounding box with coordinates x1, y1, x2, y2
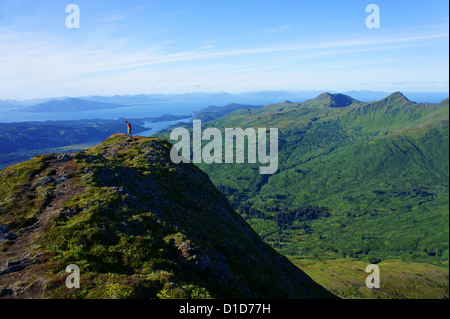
(0, 134, 334, 299)
(157, 92, 449, 298)
(0, 119, 150, 170)
(291, 257, 449, 299)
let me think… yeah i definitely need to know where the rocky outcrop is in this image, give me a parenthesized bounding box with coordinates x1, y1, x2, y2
(0, 134, 335, 299)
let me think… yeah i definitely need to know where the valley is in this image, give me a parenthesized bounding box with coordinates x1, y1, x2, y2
(157, 92, 449, 298)
(1, 91, 448, 299)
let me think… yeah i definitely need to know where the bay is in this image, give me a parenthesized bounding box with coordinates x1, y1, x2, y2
(140, 117, 192, 137)
(0, 101, 206, 123)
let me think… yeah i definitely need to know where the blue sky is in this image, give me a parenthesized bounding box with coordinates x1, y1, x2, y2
(0, 0, 448, 99)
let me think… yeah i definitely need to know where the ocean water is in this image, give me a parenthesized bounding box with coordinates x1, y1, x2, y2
(140, 118, 192, 137)
(0, 101, 207, 123)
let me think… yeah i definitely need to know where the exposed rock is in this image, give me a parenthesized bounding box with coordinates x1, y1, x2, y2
(0, 288, 13, 297)
(0, 134, 336, 299)
(0, 258, 32, 276)
(0, 225, 16, 242)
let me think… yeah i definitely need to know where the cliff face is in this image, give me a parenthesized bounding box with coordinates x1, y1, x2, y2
(0, 133, 334, 299)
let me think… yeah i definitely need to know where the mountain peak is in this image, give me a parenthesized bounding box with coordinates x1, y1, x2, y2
(317, 92, 333, 99)
(308, 92, 357, 108)
(0, 133, 334, 299)
(386, 92, 411, 102)
(371, 91, 415, 111)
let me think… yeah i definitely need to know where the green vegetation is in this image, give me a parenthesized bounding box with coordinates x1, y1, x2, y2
(0, 115, 191, 170)
(0, 134, 334, 299)
(0, 119, 148, 170)
(0, 119, 148, 155)
(291, 257, 449, 299)
(157, 92, 449, 298)
(0, 155, 52, 232)
(2, 91, 448, 299)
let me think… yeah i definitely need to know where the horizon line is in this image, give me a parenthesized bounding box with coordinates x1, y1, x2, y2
(2, 89, 449, 103)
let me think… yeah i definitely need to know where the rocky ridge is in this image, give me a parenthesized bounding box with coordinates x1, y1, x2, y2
(0, 134, 335, 299)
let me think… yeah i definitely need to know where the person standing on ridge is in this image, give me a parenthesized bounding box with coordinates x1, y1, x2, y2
(125, 121, 132, 136)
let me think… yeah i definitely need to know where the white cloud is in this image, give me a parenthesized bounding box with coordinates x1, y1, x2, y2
(0, 23, 447, 99)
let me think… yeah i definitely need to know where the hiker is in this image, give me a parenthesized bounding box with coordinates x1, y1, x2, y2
(125, 121, 132, 136)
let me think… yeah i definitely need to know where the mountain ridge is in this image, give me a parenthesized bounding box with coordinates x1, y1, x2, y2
(312, 92, 358, 108)
(156, 91, 448, 273)
(0, 134, 335, 299)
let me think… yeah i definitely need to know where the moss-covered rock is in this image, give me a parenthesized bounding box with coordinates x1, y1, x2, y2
(0, 133, 335, 299)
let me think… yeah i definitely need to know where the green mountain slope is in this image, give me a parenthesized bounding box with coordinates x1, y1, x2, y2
(0, 134, 334, 299)
(292, 257, 449, 299)
(0, 119, 149, 170)
(156, 92, 449, 298)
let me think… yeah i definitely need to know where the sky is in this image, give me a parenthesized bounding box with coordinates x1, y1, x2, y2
(0, 0, 448, 100)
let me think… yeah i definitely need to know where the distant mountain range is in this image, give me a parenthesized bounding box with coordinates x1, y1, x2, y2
(0, 90, 448, 299)
(18, 98, 127, 113)
(84, 94, 165, 105)
(156, 92, 449, 292)
(1, 90, 448, 111)
(156, 91, 449, 298)
(196, 103, 265, 115)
